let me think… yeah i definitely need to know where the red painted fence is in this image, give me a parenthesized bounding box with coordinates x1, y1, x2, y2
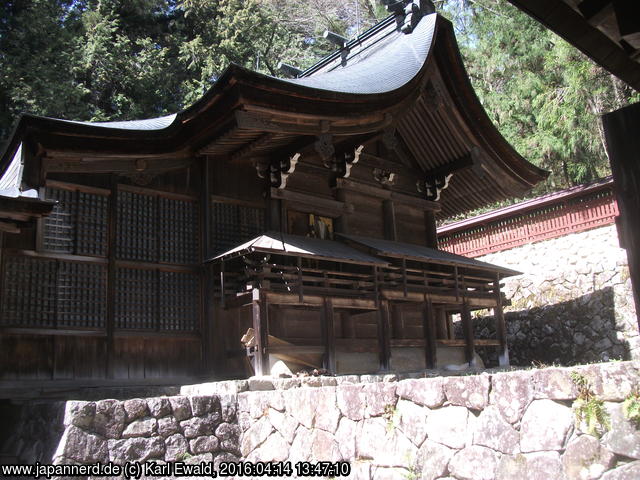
(438, 179, 619, 258)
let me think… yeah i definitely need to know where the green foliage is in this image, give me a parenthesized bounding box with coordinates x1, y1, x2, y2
(437, 0, 638, 196)
(623, 388, 640, 428)
(571, 371, 611, 437)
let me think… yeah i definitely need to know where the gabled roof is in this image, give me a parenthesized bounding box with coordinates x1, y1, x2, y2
(210, 232, 388, 266)
(338, 233, 520, 277)
(0, 6, 547, 218)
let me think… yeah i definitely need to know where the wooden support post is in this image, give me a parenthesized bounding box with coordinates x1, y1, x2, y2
(494, 273, 509, 366)
(105, 179, 117, 379)
(297, 256, 304, 302)
(402, 257, 408, 297)
(383, 199, 397, 241)
(378, 300, 392, 371)
(603, 103, 640, 331)
(251, 289, 269, 376)
(220, 260, 226, 309)
(322, 298, 336, 373)
(435, 307, 447, 339)
(335, 189, 349, 234)
(201, 157, 214, 372)
(423, 295, 437, 369)
(454, 266, 460, 301)
(425, 210, 438, 248)
(461, 301, 475, 366)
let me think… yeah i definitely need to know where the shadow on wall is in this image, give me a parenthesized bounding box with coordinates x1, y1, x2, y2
(467, 287, 631, 367)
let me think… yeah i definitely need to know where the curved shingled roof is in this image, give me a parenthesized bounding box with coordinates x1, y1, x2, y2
(0, 10, 547, 218)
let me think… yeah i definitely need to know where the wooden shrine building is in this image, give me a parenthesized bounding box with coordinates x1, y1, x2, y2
(0, 1, 547, 394)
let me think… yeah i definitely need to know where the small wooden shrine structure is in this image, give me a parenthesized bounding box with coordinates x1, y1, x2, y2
(0, 1, 546, 394)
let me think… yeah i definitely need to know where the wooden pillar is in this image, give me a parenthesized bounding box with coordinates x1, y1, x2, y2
(383, 200, 397, 241)
(201, 156, 215, 372)
(494, 274, 509, 366)
(378, 300, 392, 371)
(322, 298, 336, 373)
(603, 102, 640, 330)
(435, 307, 447, 339)
(425, 210, 438, 248)
(268, 195, 283, 232)
(334, 189, 349, 234)
(423, 296, 437, 369)
(105, 178, 117, 379)
(251, 289, 269, 376)
(461, 301, 475, 366)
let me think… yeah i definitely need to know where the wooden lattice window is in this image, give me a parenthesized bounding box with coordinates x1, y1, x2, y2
(159, 197, 198, 264)
(117, 189, 198, 264)
(0, 256, 106, 329)
(42, 186, 108, 256)
(159, 271, 199, 331)
(211, 201, 265, 254)
(115, 266, 199, 332)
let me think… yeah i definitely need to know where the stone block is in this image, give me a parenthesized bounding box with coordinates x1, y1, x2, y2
(449, 445, 499, 480)
(123, 399, 148, 422)
(157, 416, 179, 438)
(168, 396, 192, 421)
(190, 396, 220, 417)
(334, 417, 357, 460)
(219, 394, 237, 423)
(520, 399, 573, 452)
(289, 425, 313, 463)
(266, 408, 298, 444)
(284, 388, 317, 429)
(53, 425, 108, 464)
(309, 429, 341, 462)
(533, 367, 581, 400)
(336, 384, 366, 421)
(443, 374, 490, 410)
(246, 431, 289, 463)
(189, 435, 219, 455)
(490, 370, 534, 423)
(396, 399, 428, 447)
(396, 378, 445, 408)
(603, 403, 640, 459)
(497, 452, 565, 480)
(601, 461, 640, 480)
(562, 434, 615, 480)
(164, 434, 188, 462)
(315, 387, 340, 433)
(64, 401, 96, 430)
(473, 405, 519, 454)
(122, 417, 157, 438)
(413, 439, 453, 480)
(94, 399, 126, 439)
(147, 398, 172, 418)
(375, 429, 417, 469)
(109, 436, 165, 464)
(424, 406, 468, 449)
(248, 376, 275, 391)
(240, 416, 273, 456)
(363, 382, 397, 418)
(356, 418, 388, 459)
(180, 413, 219, 439)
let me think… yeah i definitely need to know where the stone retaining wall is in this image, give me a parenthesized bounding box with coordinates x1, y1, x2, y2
(472, 224, 639, 366)
(43, 361, 640, 479)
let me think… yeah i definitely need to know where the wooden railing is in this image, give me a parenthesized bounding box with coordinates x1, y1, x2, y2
(438, 185, 618, 258)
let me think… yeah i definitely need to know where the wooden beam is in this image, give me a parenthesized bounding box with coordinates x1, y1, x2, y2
(105, 179, 117, 379)
(378, 300, 392, 371)
(425, 210, 438, 248)
(423, 296, 437, 369)
(271, 187, 353, 214)
(460, 301, 475, 366)
(603, 102, 640, 333)
(251, 289, 269, 376)
(0, 221, 20, 234)
(494, 273, 509, 367)
(335, 178, 441, 212)
(323, 298, 336, 374)
(383, 200, 397, 241)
